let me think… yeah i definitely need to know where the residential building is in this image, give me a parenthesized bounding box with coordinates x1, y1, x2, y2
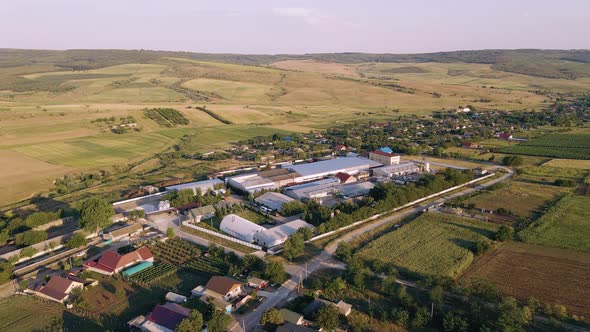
(103, 222, 143, 241)
(84, 246, 154, 275)
(369, 150, 400, 165)
(247, 277, 268, 290)
(334, 144, 346, 152)
(255, 192, 295, 212)
(189, 205, 216, 222)
(28, 275, 84, 303)
(335, 300, 353, 316)
(276, 322, 316, 332)
(219, 214, 265, 243)
(497, 132, 513, 140)
(334, 172, 356, 184)
(462, 142, 482, 149)
(143, 302, 190, 332)
(280, 309, 305, 325)
(205, 276, 243, 301)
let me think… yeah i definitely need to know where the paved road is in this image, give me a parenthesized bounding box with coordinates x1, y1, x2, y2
(232, 166, 513, 331)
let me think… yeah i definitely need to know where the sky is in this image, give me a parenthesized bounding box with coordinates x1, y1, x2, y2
(2, 0, 589, 54)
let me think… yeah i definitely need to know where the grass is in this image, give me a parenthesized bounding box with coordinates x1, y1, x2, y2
(235, 208, 270, 224)
(463, 180, 569, 218)
(460, 241, 590, 318)
(181, 225, 257, 254)
(182, 78, 272, 102)
(519, 194, 590, 251)
(0, 295, 100, 332)
(501, 131, 590, 160)
(357, 213, 498, 279)
(14, 132, 174, 167)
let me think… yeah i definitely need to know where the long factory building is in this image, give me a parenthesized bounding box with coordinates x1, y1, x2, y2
(226, 157, 382, 193)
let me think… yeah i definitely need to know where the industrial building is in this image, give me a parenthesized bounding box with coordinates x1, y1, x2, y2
(369, 150, 400, 165)
(339, 182, 375, 198)
(226, 157, 381, 193)
(253, 219, 314, 248)
(283, 157, 381, 182)
(112, 192, 171, 215)
(373, 162, 420, 177)
(255, 192, 295, 212)
(219, 214, 266, 243)
(284, 178, 340, 200)
(165, 178, 224, 195)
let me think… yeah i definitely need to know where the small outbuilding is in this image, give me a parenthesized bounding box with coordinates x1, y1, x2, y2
(165, 292, 187, 304)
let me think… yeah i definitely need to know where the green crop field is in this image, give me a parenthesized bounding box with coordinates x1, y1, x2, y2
(519, 194, 590, 251)
(501, 131, 590, 159)
(357, 213, 498, 278)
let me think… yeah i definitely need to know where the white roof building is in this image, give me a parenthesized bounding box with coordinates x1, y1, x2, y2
(373, 162, 420, 177)
(254, 219, 315, 248)
(165, 179, 224, 195)
(255, 192, 295, 212)
(284, 157, 382, 182)
(339, 182, 375, 198)
(284, 178, 340, 200)
(219, 214, 266, 243)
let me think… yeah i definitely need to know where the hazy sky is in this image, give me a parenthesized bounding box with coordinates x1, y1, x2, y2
(2, 0, 589, 54)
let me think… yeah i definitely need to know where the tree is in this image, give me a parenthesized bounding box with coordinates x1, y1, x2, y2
(44, 317, 64, 332)
(412, 307, 431, 328)
(20, 246, 37, 258)
(15, 230, 48, 246)
(65, 233, 88, 249)
(207, 310, 232, 332)
(315, 305, 340, 331)
(296, 227, 313, 240)
(78, 197, 114, 232)
(264, 261, 287, 284)
(552, 304, 568, 321)
(430, 285, 444, 307)
(260, 308, 284, 330)
(443, 311, 468, 332)
(281, 201, 306, 216)
(128, 209, 145, 220)
(0, 261, 14, 283)
(282, 233, 304, 261)
(475, 240, 491, 255)
(496, 297, 527, 331)
(167, 227, 176, 238)
(495, 225, 514, 242)
(335, 242, 352, 261)
(391, 308, 410, 329)
(176, 310, 203, 332)
(501, 156, 523, 166)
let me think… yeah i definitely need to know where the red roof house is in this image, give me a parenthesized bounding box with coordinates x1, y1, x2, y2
(334, 144, 346, 152)
(84, 246, 153, 275)
(498, 132, 513, 140)
(29, 275, 84, 303)
(335, 172, 356, 184)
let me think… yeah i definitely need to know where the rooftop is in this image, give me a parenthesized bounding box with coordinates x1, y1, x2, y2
(146, 302, 190, 331)
(284, 157, 381, 177)
(205, 276, 242, 296)
(255, 192, 295, 211)
(165, 178, 223, 192)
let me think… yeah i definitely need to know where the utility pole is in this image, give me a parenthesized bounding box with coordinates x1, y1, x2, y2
(241, 319, 245, 332)
(431, 302, 434, 318)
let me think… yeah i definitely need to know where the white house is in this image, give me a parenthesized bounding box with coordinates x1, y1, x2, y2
(219, 214, 265, 243)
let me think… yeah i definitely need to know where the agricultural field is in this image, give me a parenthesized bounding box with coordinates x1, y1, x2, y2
(501, 131, 590, 160)
(0, 50, 587, 207)
(519, 194, 590, 251)
(149, 238, 201, 265)
(357, 213, 498, 278)
(460, 241, 590, 318)
(127, 262, 178, 285)
(144, 108, 189, 127)
(0, 295, 98, 332)
(463, 180, 569, 218)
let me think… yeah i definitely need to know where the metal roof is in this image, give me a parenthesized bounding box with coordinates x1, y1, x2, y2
(284, 157, 381, 177)
(165, 178, 223, 192)
(255, 192, 294, 211)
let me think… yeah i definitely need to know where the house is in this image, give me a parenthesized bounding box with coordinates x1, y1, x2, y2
(84, 246, 154, 275)
(103, 222, 143, 241)
(456, 106, 471, 113)
(276, 322, 317, 332)
(200, 290, 233, 313)
(461, 142, 482, 149)
(191, 285, 207, 297)
(189, 205, 216, 222)
(497, 132, 513, 140)
(28, 275, 84, 303)
(334, 144, 346, 152)
(247, 277, 268, 290)
(205, 276, 243, 301)
(280, 309, 305, 325)
(335, 300, 353, 316)
(143, 302, 190, 332)
(334, 172, 356, 184)
(369, 150, 400, 165)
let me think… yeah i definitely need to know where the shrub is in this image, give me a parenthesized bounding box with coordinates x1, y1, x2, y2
(15, 230, 48, 246)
